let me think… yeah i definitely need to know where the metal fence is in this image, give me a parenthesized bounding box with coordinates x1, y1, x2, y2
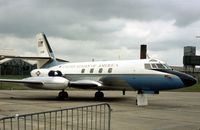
(0, 103, 111, 130)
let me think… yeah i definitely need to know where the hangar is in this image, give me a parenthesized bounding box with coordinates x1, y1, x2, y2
(0, 58, 36, 76)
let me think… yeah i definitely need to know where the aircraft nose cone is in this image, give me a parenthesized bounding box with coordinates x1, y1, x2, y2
(179, 74, 197, 87)
(181, 74, 197, 87)
(167, 70, 197, 87)
(153, 69, 197, 87)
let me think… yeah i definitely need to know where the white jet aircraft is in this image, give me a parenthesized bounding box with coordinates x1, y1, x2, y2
(0, 33, 197, 105)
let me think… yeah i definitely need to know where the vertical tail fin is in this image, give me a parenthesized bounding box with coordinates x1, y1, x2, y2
(36, 33, 55, 58)
(36, 33, 58, 68)
(0, 33, 67, 69)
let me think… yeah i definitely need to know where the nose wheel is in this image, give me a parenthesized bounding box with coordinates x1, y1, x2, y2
(95, 91, 104, 100)
(58, 90, 68, 99)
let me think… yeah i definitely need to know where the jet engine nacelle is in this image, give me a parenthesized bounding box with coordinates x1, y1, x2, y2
(23, 76, 69, 90)
(31, 69, 50, 77)
(31, 69, 63, 77)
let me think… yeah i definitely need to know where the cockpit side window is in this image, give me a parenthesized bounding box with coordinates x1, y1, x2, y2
(151, 64, 157, 69)
(144, 64, 151, 69)
(156, 64, 165, 69)
(145, 63, 172, 70)
(163, 64, 172, 69)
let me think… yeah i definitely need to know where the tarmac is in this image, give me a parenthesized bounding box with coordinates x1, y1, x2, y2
(0, 90, 200, 130)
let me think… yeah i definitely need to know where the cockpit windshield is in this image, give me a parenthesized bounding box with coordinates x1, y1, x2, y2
(144, 63, 172, 70)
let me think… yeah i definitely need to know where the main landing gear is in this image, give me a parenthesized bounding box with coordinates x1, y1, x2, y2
(58, 89, 68, 99)
(95, 91, 104, 100)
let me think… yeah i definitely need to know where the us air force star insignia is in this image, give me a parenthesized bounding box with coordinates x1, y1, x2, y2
(36, 71, 41, 76)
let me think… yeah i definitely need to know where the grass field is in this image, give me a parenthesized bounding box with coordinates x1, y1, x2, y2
(172, 83, 200, 92)
(0, 75, 199, 92)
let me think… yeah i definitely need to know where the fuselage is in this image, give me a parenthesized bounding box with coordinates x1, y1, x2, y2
(31, 59, 197, 92)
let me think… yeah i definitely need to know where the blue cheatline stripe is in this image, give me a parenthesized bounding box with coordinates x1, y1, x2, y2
(121, 75, 184, 91)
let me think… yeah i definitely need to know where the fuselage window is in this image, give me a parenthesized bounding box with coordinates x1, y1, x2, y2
(81, 68, 85, 73)
(90, 68, 94, 73)
(108, 68, 112, 73)
(99, 68, 103, 73)
(144, 64, 151, 69)
(156, 64, 165, 69)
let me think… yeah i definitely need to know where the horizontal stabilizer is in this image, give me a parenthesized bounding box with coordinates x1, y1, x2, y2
(0, 55, 52, 60)
(0, 55, 68, 62)
(0, 55, 69, 68)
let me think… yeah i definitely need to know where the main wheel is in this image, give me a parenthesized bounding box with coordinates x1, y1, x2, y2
(58, 91, 68, 99)
(95, 91, 104, 100)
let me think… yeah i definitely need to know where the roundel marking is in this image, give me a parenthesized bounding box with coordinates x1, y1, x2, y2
(36, 71, 41, 76)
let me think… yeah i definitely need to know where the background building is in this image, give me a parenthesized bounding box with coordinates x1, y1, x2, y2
(0, 59, 36, 76)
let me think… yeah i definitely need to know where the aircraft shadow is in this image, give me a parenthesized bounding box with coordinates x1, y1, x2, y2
(0, 94, 185, 109)
(0, 95, 131, 103)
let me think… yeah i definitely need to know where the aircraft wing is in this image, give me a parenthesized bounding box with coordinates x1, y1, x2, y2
(0, 76, 131, 91)
(0, 77, 105, 90)
(0, 76, 70, 90)
(0, 79, 43, 85)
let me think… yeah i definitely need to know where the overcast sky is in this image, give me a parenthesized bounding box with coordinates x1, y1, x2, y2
(0, 0, 200, 66)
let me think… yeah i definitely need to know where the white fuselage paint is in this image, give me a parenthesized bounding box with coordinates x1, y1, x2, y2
(32, 59, 169, 77)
